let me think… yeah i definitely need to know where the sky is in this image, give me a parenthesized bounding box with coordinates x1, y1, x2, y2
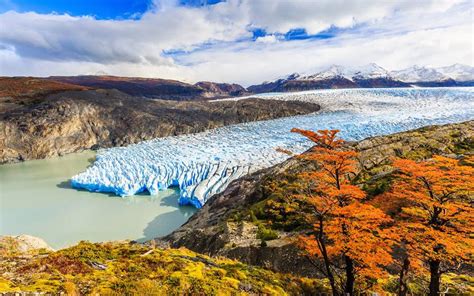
(0, 0, 472, 86)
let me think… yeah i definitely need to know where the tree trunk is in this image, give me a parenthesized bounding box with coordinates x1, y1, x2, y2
(398, 257, 410, 296)
(429, 260, 441, 296)
(317, 218, 338, 296)
(344, 255, 355, 296)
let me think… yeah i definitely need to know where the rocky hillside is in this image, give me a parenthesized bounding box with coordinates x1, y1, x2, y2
(0, 89, 320, 163)
(163, 121, 474, 277)
(195, 81, 249, 98)
(0, 237, 326, 295)
(49, 76, 249, 100)
(0, 77, 89, 113)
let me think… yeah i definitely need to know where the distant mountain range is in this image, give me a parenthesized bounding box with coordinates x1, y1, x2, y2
(1, 64, 472, 101)
(49, 76, 249, 100)
(248, 63, 474, 93)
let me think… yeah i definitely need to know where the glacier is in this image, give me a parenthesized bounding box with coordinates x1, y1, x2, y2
(71, 87, 474, 208)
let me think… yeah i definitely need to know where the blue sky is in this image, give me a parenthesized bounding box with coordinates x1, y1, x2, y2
(0, 0, 150, 18)
(0, 0, 471, 85)
(0, 0, 330, 41)
(0, 0, 225, 18)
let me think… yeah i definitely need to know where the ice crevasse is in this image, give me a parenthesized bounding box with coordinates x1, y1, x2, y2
(71, 87, 474, 208)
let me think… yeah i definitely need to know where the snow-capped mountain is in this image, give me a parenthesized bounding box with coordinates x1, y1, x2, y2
(298, 65, 349, 81)
(350, 63, 391, 80)
(248, 63, 407, 92)
(436, 64, 474, 82)
(247, 63, 474, 93)
(298, 63, 390, 81)
(390, 65, 451, 83)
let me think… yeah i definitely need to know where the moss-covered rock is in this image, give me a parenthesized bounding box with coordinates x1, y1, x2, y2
(0, 241, 327, 295)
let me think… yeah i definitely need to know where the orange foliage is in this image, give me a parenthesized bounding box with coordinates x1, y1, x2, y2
(291, 128, 344, 149)
(291, 128, 473, 296)
(388, 156, 473, 264)
(383, 156, 474, 295)
(291, 129, 394, 295)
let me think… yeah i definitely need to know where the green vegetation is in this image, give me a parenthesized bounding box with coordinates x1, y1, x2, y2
(0, 241, 327, 295)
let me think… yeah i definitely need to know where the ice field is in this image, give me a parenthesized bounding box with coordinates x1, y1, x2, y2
(71, 87, 474, 208)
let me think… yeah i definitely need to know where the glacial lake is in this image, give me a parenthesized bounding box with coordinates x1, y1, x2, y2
(0, 151, 196, 249)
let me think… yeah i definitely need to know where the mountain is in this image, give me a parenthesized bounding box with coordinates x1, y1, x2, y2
(248, 63, 408, 92)
(437, 63, 474, 85)
(48, 76, 248, 100)
(49, 75, 207, 100)
(390, 65, 449, 82)
(390, 65, 458, 86)
(248, 63, 474, 93)
(194, 81, 249, 98)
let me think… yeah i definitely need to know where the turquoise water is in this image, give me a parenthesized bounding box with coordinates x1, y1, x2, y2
(0, 151, 196, 249)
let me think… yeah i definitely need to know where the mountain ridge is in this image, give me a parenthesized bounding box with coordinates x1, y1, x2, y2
(1, 63, 472, 102)
(248, 63, 474, 92)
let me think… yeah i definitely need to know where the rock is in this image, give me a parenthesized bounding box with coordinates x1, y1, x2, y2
(195, 81, 249, 98)
(0, 234, 54, 254)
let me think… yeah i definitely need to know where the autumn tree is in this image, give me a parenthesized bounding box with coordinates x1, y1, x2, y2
(291, 129, 394, 296)
(384, 156, 474, 296)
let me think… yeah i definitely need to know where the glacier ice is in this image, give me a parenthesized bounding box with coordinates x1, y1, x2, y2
(71, 87, 474, 208)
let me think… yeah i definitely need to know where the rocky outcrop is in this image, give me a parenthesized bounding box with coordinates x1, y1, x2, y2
(0, 89, 320, 163)
(0, 235, 54, 255)
(163, 121, 474, 277)
(194, 81, 248, 98)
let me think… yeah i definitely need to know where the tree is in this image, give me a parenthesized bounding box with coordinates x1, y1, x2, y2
(385, 156, 474, 296)
(291, 129, 394, 296)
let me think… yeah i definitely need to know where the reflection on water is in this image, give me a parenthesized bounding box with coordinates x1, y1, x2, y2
(0, 151, 196, 249)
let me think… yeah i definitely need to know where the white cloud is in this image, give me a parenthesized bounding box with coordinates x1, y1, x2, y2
(255, 35, 278, 44)
(0, 0, 471, 85)
(240, 0, 464, 34)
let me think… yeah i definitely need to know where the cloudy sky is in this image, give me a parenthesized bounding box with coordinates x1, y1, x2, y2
(0, 0, 472, 85)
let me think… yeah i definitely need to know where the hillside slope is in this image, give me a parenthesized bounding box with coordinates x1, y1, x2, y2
(0, 238, 325, 295)
(163, 121, 474, 277)
(49, 76, 249, 100)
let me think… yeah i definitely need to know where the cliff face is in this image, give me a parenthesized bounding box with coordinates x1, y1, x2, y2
(163, 121, 474, 277)
(0, 89, 320, 163)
